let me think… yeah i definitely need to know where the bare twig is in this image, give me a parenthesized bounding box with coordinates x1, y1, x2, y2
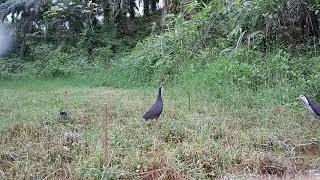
(160, 0, 167, 32)
(188, 92, 191, 111)
(64, 91, 67, 110)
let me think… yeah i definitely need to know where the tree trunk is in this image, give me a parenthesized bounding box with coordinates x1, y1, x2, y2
(160, 0, 167, 31)
(11, 13, 15, 23)
(306, 0, 320, 37)
(19, 24, 28, 61)
(143, 0, 150, 16)
(20, 37, 28, 61)
(151, 0, 158, 12)
(102, 0, 110, 23)
(129, 0, 135, 18)
(19, 12, 29, 61)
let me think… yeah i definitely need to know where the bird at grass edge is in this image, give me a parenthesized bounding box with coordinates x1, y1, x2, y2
(60, 108, 68, 121)
(143, 85, 164, 121)
(297, 95, 320, 120)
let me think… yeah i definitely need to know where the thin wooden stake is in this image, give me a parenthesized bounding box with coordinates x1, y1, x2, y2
(188, 92, 191, 111)
(64, 91, 67, 110)
(103, 103, 109, 164)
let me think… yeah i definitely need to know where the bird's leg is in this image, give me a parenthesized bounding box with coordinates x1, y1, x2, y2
(155, 118, 159, 127)
(155, 118, 161, 129)
(312, 114, 320, 121)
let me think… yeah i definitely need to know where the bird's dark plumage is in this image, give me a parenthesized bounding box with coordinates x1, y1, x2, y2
(60, 111, 68, 120)
(305, 96, 320, 116)
(298, 95, 320, 119)
(143, 87, 163, 121)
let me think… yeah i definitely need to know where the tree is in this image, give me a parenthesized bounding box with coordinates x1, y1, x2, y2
(278, 0, 320, 41)
(143, 0, 150, 16)
(101, 0, 111, 22)
(0, 0, 46, 60)
(129, 0, 136, 18)
(151, 0, 159, 12)
(160, 0, 167, 30)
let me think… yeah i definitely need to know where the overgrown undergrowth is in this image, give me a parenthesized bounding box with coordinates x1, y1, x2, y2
(101, 0, 320, 108)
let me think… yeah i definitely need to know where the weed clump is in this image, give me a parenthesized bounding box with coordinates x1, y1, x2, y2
(0, 123, 88, 179)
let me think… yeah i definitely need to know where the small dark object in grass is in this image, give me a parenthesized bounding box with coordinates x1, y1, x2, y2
(143, 85, 164, 121)
(60, 110, 68, 121)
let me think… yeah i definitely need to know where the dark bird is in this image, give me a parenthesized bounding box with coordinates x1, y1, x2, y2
(60, 109, 68, 121)
(143, 86, 164, 121)
(297, 95, 320, 119)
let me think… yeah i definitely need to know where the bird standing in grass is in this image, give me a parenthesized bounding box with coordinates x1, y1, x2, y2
(297, 95, 320, 119)
(60, 110, 68, 120)
(143, 85, 164, 121)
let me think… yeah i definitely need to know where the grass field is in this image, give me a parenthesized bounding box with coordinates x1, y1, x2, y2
(1, 79, 320, 179)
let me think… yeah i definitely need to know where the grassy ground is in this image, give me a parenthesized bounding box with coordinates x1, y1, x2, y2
(1, 79, 320, 179)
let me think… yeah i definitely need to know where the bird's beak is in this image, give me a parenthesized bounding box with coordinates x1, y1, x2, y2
(296, 97, 300, 100)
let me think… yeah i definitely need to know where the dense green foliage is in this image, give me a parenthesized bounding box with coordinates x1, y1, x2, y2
(1, 0, 320, 103)
(2, 0, 320, 178)
(101, 0, 320, 108)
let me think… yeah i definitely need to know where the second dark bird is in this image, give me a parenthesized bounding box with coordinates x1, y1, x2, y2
(143, 85, 164, 121)
(297, 95, 320, 119)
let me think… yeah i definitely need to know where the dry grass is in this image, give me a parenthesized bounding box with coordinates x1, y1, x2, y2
(1, 80, 320, 179)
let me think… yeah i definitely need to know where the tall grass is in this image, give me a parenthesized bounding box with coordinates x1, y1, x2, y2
(103, 45, 320, 109)
(1, 79, 320, 179)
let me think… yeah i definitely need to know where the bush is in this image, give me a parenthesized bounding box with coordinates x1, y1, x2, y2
(0, 57, 25, 79)
(0, 44, 105, 79)
(92, 47, 113, 67)
(98, 0, 320, 108)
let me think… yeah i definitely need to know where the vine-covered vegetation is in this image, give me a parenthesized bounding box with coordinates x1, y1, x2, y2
(2, 0, 320, 179)
(0, 0, 320, 104)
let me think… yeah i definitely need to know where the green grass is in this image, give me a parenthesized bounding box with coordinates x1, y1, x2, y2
(1, 79, 320, 179)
